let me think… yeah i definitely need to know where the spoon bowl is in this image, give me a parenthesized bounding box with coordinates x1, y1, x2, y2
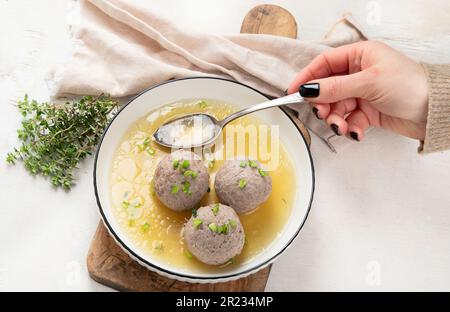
(153, 113, 221, 148)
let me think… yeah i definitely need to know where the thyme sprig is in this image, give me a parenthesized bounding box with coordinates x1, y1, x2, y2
(6, 94, 118, 190)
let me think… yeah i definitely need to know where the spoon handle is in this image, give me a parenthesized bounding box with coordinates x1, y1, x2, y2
(218, 92, 305, 127)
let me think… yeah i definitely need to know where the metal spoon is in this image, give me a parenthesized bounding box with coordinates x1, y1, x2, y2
(153, 91, 304, 148)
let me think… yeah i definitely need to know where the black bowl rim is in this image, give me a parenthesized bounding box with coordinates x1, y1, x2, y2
(93, 77, 315, 281)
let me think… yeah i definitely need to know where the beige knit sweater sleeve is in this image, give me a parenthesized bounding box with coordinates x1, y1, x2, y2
(419, 64, 450, 153)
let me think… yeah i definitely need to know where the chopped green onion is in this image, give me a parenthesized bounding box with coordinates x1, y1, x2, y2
(153, 241, 164, 250)
(218, 258, 235, 268)
(146, 148, 156, 156)
(182, 181, 191, 196)
(197, 100, 208, 109)
(193, 218, 203, 229)
(208, 221, 232, 235)
(185, 249, 193, 259)
(228, 219, 237, 229)
(172, 159, 179, 169)
(212, 203, 220, 215)
(141, 222, 150, 232)
(183, 170, 198, 178)
(192, 208, 198, 217)
(248, 160, 258, 168)
(121, 200, 130, 209)
(171, 184, 179, 194)
(138, 137, 150, 151)
(238, 179, 247, 189)
(181, 159, 190, 169)
(258, 168, 268, 177)
(218, 224, 229, 234)
(239, 161, 247, 168)
(208, 223, 218, 232)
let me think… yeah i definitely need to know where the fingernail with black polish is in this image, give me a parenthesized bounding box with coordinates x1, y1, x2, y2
(350, 131, 360, 141)
(283, 88, 288, 96)
(331, 123, 341, 136)
(312, 107, 321, 120)
(299, 83, 320, 97)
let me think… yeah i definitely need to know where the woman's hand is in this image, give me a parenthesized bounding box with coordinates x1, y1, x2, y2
(288, 41, 429, 141)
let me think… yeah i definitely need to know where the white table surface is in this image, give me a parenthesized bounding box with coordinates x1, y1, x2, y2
(1, 0, 450, 291)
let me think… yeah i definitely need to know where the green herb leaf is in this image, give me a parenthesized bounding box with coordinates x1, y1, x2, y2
(6, 152, 17, 164)
(193, 218, 203, 229)
(248, 160, 258, 168)
(228, 219, 237, 229)
(183, 170, 198, 178)
(218, 224, 229, 234)
(212, 203, 220, 215)
(185, 249, 193, 259)
(182, 181, 191, 196)
(181, 159, 190, 169)
(208, 222, 218, 232)
(197, 100, 208, 109)
(239, 161, 247, 168)
(153, 241, 164, 251)
(141, 222, 150, 232)
(183, 170, 192, 177)
(238, 179, 247, 189)
(6, 94, 118, 190)
(150, 184, 156, 196)
(258, 168, 268, 177)
(138, 137, 150, 152)
(219, 257, 235, 268)
(171, 184, 179, 194)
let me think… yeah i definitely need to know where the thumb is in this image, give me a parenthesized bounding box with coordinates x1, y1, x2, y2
(299, 70, 371, 103)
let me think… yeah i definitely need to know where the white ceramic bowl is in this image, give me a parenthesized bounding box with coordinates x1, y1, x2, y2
(94, 77, 314, 283)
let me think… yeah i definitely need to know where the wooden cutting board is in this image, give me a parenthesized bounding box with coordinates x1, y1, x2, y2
(87, 4, 310, 292)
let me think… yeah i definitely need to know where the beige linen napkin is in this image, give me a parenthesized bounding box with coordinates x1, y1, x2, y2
(49, 0, 366, 152)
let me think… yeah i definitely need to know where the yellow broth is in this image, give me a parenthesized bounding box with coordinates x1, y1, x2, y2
(110, 99, 296, 273)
